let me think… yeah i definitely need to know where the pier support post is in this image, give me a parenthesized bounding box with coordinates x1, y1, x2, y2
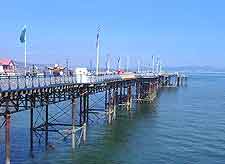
(83, 123, 87, 142)
(123, 84, 126, 97)
(115, 84, 119, 106)
(168, 76, 171, 86)
(165, 77, 168, 86)
(136, 81, 140, 103)
(180, 76, 183, 86)
(5, 111, 10, 164)
(177, 76, 180, 87)
(113, 86, 117, 120)
(79, 96, 82, 126)
(105, 89, 108, 111)
(127, 84, 131, 110)
(108, 88, 112, 124)
(163, 76, 165, 86)
(86, 92, 89, 124)
(83, 95, 86, 123)
(149, 82, 152, 102)
(30, 106, 34, 153)
(119, 83, 122, 104)
(45, 104, 48, 150)
(29, 95, 36, 156)
(72, 97, 76, 149)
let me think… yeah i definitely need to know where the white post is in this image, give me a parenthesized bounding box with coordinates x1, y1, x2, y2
(159, 60, 161, 74)
(160, 62, 162, 73)
(106, 54, 110, 73)
(83, 123, 87, 142)
(96, 28, 100, 76)
(155, 57, 159, 73)
(24, 28, 27, 75)
(126, 56, 129, 72)
(72, 98, 76, 149)
(117, 57, 121, 70)
(119, 59, 121, 70)
(96, 45, 99, 76)
(137, 60, 140, 73)
(157, 57, 160, 74)
(152, 55, 154, 73)
(107, 58, 110, 73)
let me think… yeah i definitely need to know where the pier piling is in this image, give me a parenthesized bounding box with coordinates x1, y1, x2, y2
(5, 111, 10, 164)
(72, 97, 76, 149)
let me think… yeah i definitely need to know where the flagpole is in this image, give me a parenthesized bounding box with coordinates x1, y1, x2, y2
(158, 60, 160, 74)
(96, 43, 99, 76)
(118, 57, 121, 70)
(152, 55, 154, 73)
(24, 31, 27, 75)
(137, 60, 140, 73)
(106, 54, 110, 73)
(156, 57, 160, 74)
(126, 56, 129, 72)
(96, 27, 100, 76)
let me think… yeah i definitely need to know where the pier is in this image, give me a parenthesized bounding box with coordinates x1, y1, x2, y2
(0, 72, 186, 163)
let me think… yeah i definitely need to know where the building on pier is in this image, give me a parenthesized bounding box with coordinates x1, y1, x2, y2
(48, 64, 65, 76)
(0, 58, 16, 75)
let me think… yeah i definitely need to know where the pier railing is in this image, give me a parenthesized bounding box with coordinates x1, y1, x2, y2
(0, 74, 122, 92)
(0, 72, 169, 92)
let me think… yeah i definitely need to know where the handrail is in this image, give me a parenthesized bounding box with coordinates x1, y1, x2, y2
(0, 73, 172, 92)
(0, 74, 122, 91)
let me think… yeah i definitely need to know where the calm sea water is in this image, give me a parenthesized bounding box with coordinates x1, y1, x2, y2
(1, 73, 225, 164)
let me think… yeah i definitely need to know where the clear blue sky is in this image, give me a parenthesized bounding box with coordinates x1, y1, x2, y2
(1, 0, 225, 68)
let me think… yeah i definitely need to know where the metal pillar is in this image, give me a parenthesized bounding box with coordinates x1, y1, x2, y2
(108, 88, 112, 124)
(165, 77, 168, 86)
(79, 96, 82, 126)
(105, 89, 108, 110)
(45, 104, 48, 150)
(127, 84, 131, 110)
(120, 83, 122, 103)
(136, 81, 140, 103)
(83, 95, 86, 123)
(113, 86, 117, 120)
(30, 106, 33, 153)
(115, 84, 119, 106)
(83, 123, 87, 142)
(5, 111, 10, 164)
(168, 76, 171, 86)
(123, 84, 126, 96)
(86, 93, 89, 124)
(72, 97, 76, 149)
(149, 82, 152, 102)
(177, 76, 180, 87)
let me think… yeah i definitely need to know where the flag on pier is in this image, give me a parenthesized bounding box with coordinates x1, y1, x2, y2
(19, 25, 27, 72)
(20, 26, 26, 43)
(117, 56, 121, 69)
(96, 27, 100, 75)
(96, 30, 100, 48)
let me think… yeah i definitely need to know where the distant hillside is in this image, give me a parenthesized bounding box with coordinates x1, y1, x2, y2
(15, 61, 51, 73)
(14, 60, 225, 74)
(165, 66, 225, 73)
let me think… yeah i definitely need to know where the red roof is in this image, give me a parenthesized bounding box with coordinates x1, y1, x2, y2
(116, 69, 125, 74)
(0, 59, 14, 65)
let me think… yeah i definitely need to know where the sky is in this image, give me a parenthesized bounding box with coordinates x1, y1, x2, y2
(1, 0, 225, 69)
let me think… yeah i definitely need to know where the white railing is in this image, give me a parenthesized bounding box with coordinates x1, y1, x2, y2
(0, 74, 122, 91)
(0, 72, 166, 91)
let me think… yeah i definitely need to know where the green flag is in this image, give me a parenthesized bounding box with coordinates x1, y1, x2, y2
(20, 26, 26, 43)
